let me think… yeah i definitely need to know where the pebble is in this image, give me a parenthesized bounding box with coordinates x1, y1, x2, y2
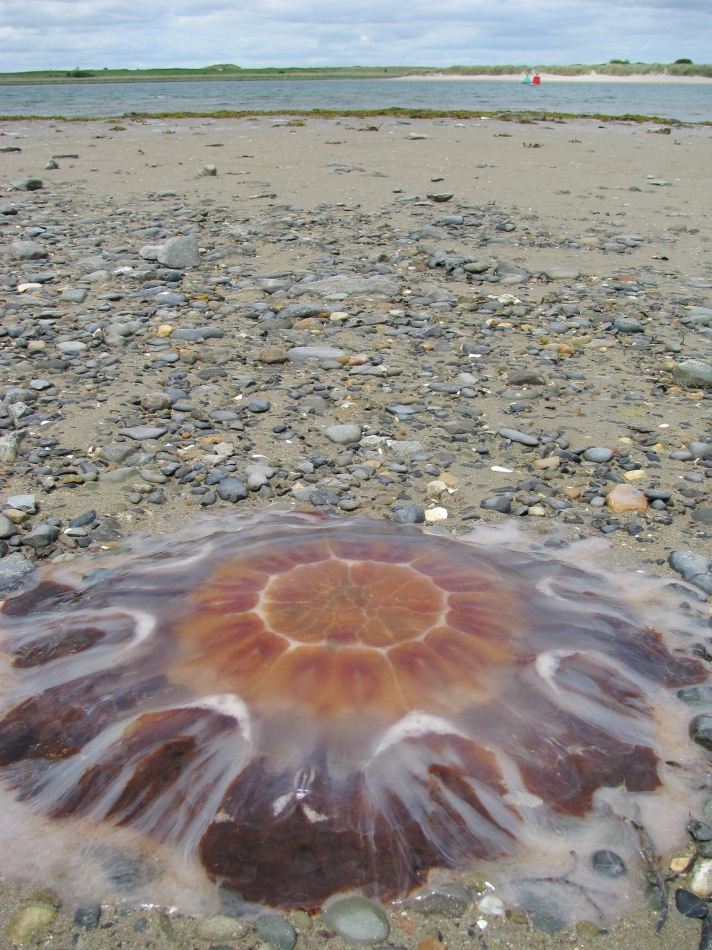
(117, 425, 168, 440)
(325, 424, 362, 445)
(673, 360, 712, 388)
(6, 904, 57, 943)
(669, 551, 712, 594)
(591, 849, 626, 877)
(9, 240, 48, 260)
(156, 235, 201, 268)
(499, 427, 539, 446)
(544, 266, 580, 280)
(583, 446, 614, 463)
(675, 887, 709, 920)
(323, 896, 390, 945)
(605, 484, 648, 513)
(255, 914, 298, 950)
(392, 504, 425, 524)
(195, 914, 249, 942)
(74, 904, 102, 930)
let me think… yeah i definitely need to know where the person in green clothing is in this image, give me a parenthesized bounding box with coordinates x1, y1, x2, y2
(522, 71, 531, 84)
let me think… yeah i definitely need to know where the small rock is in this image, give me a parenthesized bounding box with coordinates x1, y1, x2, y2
(0, 553, 35, 592)
(323, 896, 390, 946)
(259, 346, 288, 364)
(217, 478, 248, 503)
(11, 177, 43, 191)
(247, 398, 271, 413)
(545, 266, 580, 280)
(424, 507, 448, 522)
(325, 424, 362, 445)
(669, 551, 712, 595)
(6, 493, 36, 513)
(6, 905, 57, 943)
(9, 240, 47, 260)
(499, 427, 539, 446)
(675, 887, 709, 920)
(74, 904, 102, 930)
(196, 915, 248, 942)
(673, 360, 712, 389)
(583, 446, 614, 463)
(255, 915, 298, 950)
(118, 425, 168, 441)
(287, 346, 345, 362)
(689, 860, 712, 899)
(140, 392, 173, 411)
(156, 236, 201, 269)
(392, 504, 425, 524)
(481, 495, 512, 514)
(591, 850, 626, 877)
(197, 164, 218, 177)
(426, 192, 454, 202)
(606, 484, 648, 513)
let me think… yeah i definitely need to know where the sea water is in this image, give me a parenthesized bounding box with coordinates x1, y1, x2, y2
(0, 78, 710, 122)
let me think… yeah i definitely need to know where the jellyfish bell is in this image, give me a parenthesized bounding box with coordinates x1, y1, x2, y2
(0, 512, 709, 924)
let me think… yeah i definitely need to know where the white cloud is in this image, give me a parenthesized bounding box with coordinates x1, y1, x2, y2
(0, 0, 707, 70)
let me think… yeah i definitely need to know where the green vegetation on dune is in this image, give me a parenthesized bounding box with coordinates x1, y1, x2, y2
(0, 62, 710, 84)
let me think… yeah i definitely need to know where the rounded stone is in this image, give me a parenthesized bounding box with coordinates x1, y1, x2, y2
(390, 504, 424, 525)
(690, 715, 712, 752)
(196, 915, 249, 942)
(323, 896, 390, 946)
(247, 398, 271, 413)
(6, 905, 57, 944)
(325, 424, 362, 445)
(673, 360, 712, 389)
(591, 850, 626, 878)
(544, 266, 580, 281)
(583, 447, 614, 463)
(255, 914, 298, 950)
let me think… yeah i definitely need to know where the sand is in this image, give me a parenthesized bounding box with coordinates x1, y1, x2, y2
(0, 111, 711, 949)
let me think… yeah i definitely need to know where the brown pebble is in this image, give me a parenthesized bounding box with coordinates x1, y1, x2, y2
(606, 484, 649, 513)
(258, 346, 288, 364)
(418, 939, 447, 950)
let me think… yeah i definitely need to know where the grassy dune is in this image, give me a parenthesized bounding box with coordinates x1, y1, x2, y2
(0, 62, 710, 84)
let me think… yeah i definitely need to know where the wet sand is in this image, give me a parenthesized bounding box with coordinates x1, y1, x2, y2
(0, 112, 711, 948)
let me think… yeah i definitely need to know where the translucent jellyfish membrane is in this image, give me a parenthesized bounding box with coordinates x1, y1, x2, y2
(0, 514, 709, 923)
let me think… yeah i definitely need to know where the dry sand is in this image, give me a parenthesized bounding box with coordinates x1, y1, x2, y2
(0, 112, 711, 949)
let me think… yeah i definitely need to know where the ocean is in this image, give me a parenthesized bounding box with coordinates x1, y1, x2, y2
(0, 78, 711, 123)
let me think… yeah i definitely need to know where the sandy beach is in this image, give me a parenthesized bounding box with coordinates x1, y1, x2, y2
(0, 112, 711, 949)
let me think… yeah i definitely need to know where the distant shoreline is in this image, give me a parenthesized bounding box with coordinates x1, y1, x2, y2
(394, 72, 712, 85)
(0, 63, 711, 86)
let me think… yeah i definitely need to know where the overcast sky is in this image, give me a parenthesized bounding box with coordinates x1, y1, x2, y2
(0, 0, 708, 72)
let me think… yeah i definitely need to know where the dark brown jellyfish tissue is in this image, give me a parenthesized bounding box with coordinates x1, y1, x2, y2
(0, 513, 709, 923)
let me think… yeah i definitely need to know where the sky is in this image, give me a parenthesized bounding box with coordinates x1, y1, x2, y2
(0, 0, 709, 72)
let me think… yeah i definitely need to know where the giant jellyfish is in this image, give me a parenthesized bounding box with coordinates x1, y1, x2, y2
(0, 513, 709, 923)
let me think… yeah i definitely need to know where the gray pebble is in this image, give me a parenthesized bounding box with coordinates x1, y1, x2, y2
(583, 447, 614, 463)
(325, 424, 362, 445)
(673, 360, 712, 389)
(117, 425, 168, 441)
(217, 479, 248, 502)
(157, 236, 201, 268)
(6, 494, 36, 513)
(255, 915, 297, 950)
(392, 504, 425, 524)
(323, 896, 390, 946)
(9, 240, 47, 261)
(0, 553, 35, 591)
(481, 495, 512, 513)
(499, 427, 539, 446)
(247, 398, 270, 413)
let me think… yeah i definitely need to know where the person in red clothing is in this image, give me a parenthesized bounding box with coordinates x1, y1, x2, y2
(532, 73, 541, 85)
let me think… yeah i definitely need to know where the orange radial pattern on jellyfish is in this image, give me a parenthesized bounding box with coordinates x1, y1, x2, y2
(0, 514, 708, 912)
